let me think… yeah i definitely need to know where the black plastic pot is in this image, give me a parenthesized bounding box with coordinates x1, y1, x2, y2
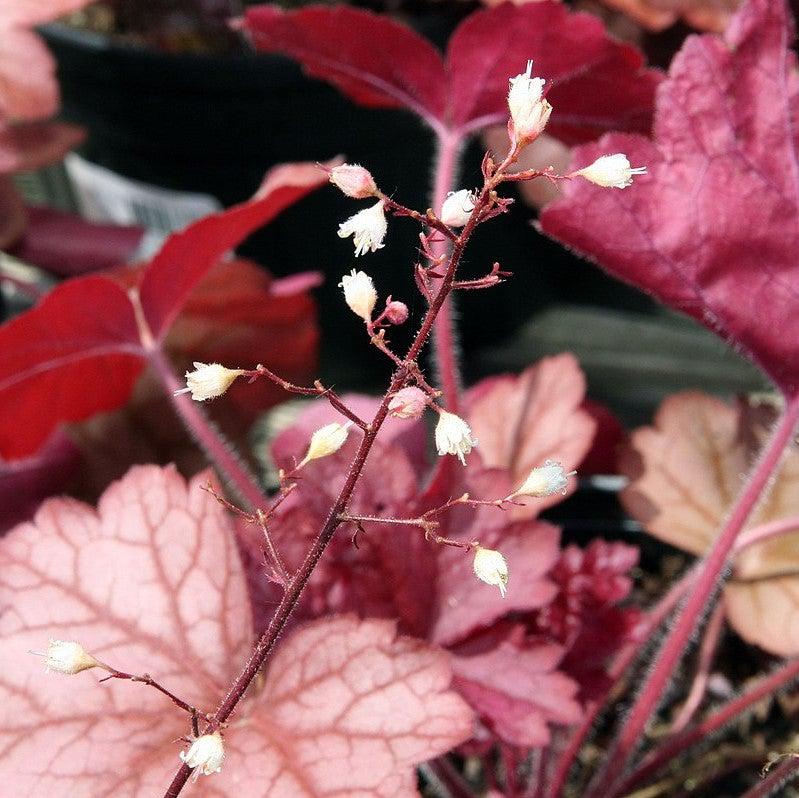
(42, 21, 651, 385)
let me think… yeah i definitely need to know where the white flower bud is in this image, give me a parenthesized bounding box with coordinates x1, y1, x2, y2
(388, 386, 426, 420)
(299, 421, 353, 468)
(180, 732, 225, 780)
(440, 189, 476, 227)
(573, 153, 647, 189)
(338, 200, 388, 256)
(329, 163, 378, 198)
(339, 269, 377, 322)
(42, 639, 100, 675)
(508, 60, 552, 145)
(512, 460, 576, 498)
(175, 362, 244, 402)
(434, 411, 478, 465)
(473, 546, 509, 597)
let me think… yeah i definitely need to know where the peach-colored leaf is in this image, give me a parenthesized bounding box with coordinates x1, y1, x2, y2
(466, 354, 596, 517)
(600, 0, 741, 33)
(620, 392, 799, 656)
(0, 465, 473, 795)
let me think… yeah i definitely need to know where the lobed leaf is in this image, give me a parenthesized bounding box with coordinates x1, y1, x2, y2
(541, 0, 799, 394)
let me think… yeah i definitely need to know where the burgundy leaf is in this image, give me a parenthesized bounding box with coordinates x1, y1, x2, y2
(452, 635, 582, 747)
(245, 3, 660, 141)
(541, 0, 799, 394)
(0, 174, 25, 248)
(0, 121, 84, 174)
(10, 206, 143, 276)
(446, 3, 662, 141)
(0, 430, 80, 532)
(0, 465, 473, 795)
(244, 5, 446, 122)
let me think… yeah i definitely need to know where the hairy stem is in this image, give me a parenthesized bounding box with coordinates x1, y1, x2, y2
(591, 395, 799, 797)
(617, 656, 799, 794)
(148, 347, 270, 511)
(161, 177, 493, 797)
(429, 129, 464, 412)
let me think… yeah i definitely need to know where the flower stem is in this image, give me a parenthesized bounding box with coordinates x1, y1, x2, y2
(429, 129, 464, 413)
(589, 395, 799, 797)
(161, 172, 491, 798)
(741, 754, 799, 798)
(148, 347, 269, 511)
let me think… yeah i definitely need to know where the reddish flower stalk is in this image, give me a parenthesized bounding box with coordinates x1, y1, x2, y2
(161, 153, 515, 798)
(741, 754, 799, 798)
(586, 396, 799, 797)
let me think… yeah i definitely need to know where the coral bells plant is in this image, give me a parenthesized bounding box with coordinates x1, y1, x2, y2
(3, 0, 799, 796)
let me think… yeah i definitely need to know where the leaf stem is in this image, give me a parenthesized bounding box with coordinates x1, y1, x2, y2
(590, 395, 799, 797)
(148, 347, 270, 511)
(742, 755, 799, 798)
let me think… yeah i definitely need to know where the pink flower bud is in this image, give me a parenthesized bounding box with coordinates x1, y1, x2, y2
(329, 164, 378, 199)
(384, 300, 409, 325)
(388, 387, 426, 420)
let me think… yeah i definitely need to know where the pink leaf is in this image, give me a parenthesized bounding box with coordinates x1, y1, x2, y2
(0, 465, 471, 794)
(245, 3, 660, 141)
(0, 430, 81, 532)
(541, 0, 799, 395)
(0, 161, 325, 459)
(0, 0, 97, 29)
(10, 206, 143, 275)
(452, 634, 582, 747)
(466, 354, 596, 517)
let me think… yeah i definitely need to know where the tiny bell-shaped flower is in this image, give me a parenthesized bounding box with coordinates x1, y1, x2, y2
(339, 269, 377, 322)
(511, 460, 576, 498)
(573, 153, 647, 189)
(299, 421, 352, 468)
(440, 189, 475, 228)
(388, 386, 427, 420)
(507, 60, 552, 145)
(40, 639, 100, 675)
(435, 411, 478, 465)
(473, 545, 509, 597)
(180, 732, 225, 781)
(175, 362, 244, 402)
(328, 163, 378, 199)
(338, 200, 388, 256)
(384, 300, 409, 325)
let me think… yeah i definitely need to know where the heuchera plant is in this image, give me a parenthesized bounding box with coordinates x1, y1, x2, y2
(2, 0, 799, 795)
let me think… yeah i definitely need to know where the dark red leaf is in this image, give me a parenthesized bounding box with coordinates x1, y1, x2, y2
(0, 276, 143, 459)
(0, 161, 325, 459)
(245, 3, 660, 142)
(140, 160, 331, 339)
(10, 206, 143, 276)
(541, 0, 799, 394)
(0, 430, 81, 532)
(446, 3, 662, 141)
(0, 121, 84, 174)
(0, 174, 25, 249)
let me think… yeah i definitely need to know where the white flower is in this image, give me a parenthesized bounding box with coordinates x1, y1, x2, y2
(473, 546, 509, 597)
(434, 411, 478, 465)
(338, 200, 388, 256)
(507, 60, 552, 144)
(42, 640, 100, 675)
(175, 362, 244, 402)
(573, 153, 647, 189)
(440, 189, 476, 227)
(339, 269, 377, 322)
(511, 460, 576, 498)
(180, 732, 225, 780)
(299, 421, 353, 468)
(329, 163, 378, 198)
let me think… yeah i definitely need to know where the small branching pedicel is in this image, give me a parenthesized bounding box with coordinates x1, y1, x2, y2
(38, 62, 644, 796)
